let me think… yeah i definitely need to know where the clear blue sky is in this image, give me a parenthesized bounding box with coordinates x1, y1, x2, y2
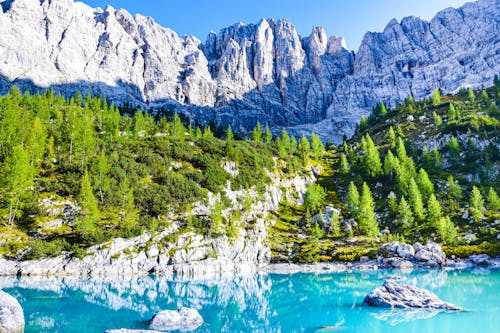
(81, 0, 470, 51)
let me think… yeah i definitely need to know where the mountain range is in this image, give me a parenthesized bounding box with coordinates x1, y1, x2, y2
(0, 0, 498, 142)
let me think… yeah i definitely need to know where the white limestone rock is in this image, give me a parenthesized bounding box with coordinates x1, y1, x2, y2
(149, 307, 203, 331)
(0, 290, 24, 333)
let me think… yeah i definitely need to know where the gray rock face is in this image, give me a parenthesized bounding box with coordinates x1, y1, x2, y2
(363, 281, 462, 310)
(149, 307, 203, 331)
(0, 0, 498, 143)
(378, 241, 447, 268)
(0, 290, 24, 333)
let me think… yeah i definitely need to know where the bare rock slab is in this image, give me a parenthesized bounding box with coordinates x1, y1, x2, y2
(363, 281, 462, 311)
(149, 307, 203, 331)
(0, 290, 25, 333)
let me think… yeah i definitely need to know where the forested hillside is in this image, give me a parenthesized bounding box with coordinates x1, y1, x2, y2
(0, 88, 317, 259)
(270, 79, 500, 262)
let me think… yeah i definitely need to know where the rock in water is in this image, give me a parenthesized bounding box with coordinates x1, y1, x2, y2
(149, 307, 203, 331)
(363, 281, 462, 311)
(0, 290, 25, 333)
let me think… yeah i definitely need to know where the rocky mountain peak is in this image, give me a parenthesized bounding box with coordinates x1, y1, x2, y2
(0, 0, 498, 143)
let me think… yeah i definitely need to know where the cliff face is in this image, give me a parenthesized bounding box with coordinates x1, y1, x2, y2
(0, 0, 498, 142)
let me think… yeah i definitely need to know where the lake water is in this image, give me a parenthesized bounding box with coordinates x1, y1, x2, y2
(0, 268, 499, 332)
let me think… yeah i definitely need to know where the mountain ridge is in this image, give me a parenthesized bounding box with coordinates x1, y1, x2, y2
(0, 0, 498, 142)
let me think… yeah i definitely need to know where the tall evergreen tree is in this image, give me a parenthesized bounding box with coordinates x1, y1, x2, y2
(264, 124, 273, 144)
(310, 132, 325, 159)
(75, 171, 99, 240)
(346, 181, 360, 217)
(396, 196, 414, 230)
(408, 178, 425, 221)
(436, 216, 457, 244)
(1, 145, 33, 224)
(427, 194, 442, 227)
(431, 88, 441, 106)
(446, 176, 463, 201)
(251, 121, 263, 143)
(416, 168, 434, 201)
(363, 134, 382, 177)
(487, 187, 500, 211)
(358, 182, 379, 238)
(339, 153, 349, 175)
(469, 186, 484, 222)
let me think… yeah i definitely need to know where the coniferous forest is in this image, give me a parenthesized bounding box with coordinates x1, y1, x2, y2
(0, 78, 499, 262)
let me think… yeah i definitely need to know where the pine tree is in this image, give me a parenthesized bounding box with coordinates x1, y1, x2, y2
(431, 88, 441, 106)
(346, 181, 360, 217)
(396, 137, 407, 162)
(75, 171, 99, 240)
(427, 194, 442, 227)
(265, 124, 273, 144)
(172, 113, 186, 139)
(408, 178, 425, 221)
(1, 145, 33, 225)
(330, 213, 341, 237)
(289, 135, 298, 155)
(117, 177, 137, 231)
(358, 182, 379, 238)
(469, 186, 484, 222)
(467, 88, 475, 102)
(304, 183, 326, 214)
(436, 216, 457, 244)
(383, 150, 397, 177)
(359, 116, 368, 132)
(298, 135, 310, 162)
(380, 102, 388, 116)
(446, 176, 463, 200)
(364, 134, 382, 177)
(387, 192, 398, 213)
(387, 126, 396, 148)
(310, 132, 325, 159)
(416, 168, 434, 201)
(339, 153, 349, 175)
(433, 111, 442, 126)
(487, 187, 500, 211)
(448, 103, 457, 120)
(396, 196, 414, 230)
(252, 121, 263, 143)
(95, 150, 111, 202)
(447, 136, 461, 163)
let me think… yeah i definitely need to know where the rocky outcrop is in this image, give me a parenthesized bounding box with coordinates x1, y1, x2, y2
(0, 290, 24, 333)
(0, 0, 498, 143)
(363, 281, 462, 310)
(378, 241, 446, 268)
(148, 307, 203, 331)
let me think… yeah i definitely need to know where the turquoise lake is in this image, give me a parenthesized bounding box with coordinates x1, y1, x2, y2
(1, 268, 499, 332)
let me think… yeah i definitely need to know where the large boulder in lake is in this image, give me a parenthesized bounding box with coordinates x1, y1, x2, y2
(149, 307, 203, 331)
(0, 290, 25, 333)
(379, 242, 415, 259)
(413, 242, 446, 266)
(363, 281, 461, 311)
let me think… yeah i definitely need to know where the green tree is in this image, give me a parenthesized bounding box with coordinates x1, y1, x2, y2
(75, 171, 99, 240)
(304, 183, 326, 214)
(387, 126, 396, 148)
(469, 186, 484, 222)
(310, 132, 325, 159)
(433, 111, 442, 126)
(94, 150, 111, 202)
(210, 200, 225, 236)
(265, 124, 273, 144)
(1, 145, 33, 224)
(427, 194, 442, 227)
(431, 88, 441, 106)
(383, 150, 397, 177)
(408, 178, 425, 221)
(252, 121, 263, 143)
(487, 187, 500, 211)
(339, 153, 349, 175)
(446, 176, 463, 201)
(363, 134, 382, 177)
(359, 116, 368, 132)
(436, 216, 457, 244)
(298, 135, 310, 162)
(466, 88, 475, 102)
(346, 181, 360, 217)
(448, 103, 457, 120)
(447, 136, 460, 162)
(396, 196, 414, 230)
(26, 117, 47, 170)
(117, 177, 137, 231)
(416, 168, 434, 201)
(358, 182, 379, 238)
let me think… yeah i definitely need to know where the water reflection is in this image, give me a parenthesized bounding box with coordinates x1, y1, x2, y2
(0, 267, 498, 332)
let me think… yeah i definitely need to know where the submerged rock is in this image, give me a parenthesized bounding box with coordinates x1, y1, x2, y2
(0, 290, 25, 333)
(469, 254, 492, 265)
(363, 281, 462, 310)
(149, 307, 203, 331)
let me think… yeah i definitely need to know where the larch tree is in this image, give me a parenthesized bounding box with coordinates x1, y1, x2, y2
(396, 196, 414, 230)
(487, 187, 500, 211)
(416, 168, 434, 201)
(346, 181, 360, 217)
(408, 177, 425, 222)
(358, 182, 379, 238)
(251, 121, 263, 143)
(75, 171, 99, 240)
(363, 134, 382, 177)
(427, 194, 442, 227)
(469, 186, 484, 223)
(310, 132, 325, 159)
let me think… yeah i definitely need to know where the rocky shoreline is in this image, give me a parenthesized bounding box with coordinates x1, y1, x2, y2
(0, 241, 498, 277)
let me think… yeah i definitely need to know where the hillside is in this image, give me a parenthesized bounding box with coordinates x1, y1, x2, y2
(269, 79, 500, 262)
